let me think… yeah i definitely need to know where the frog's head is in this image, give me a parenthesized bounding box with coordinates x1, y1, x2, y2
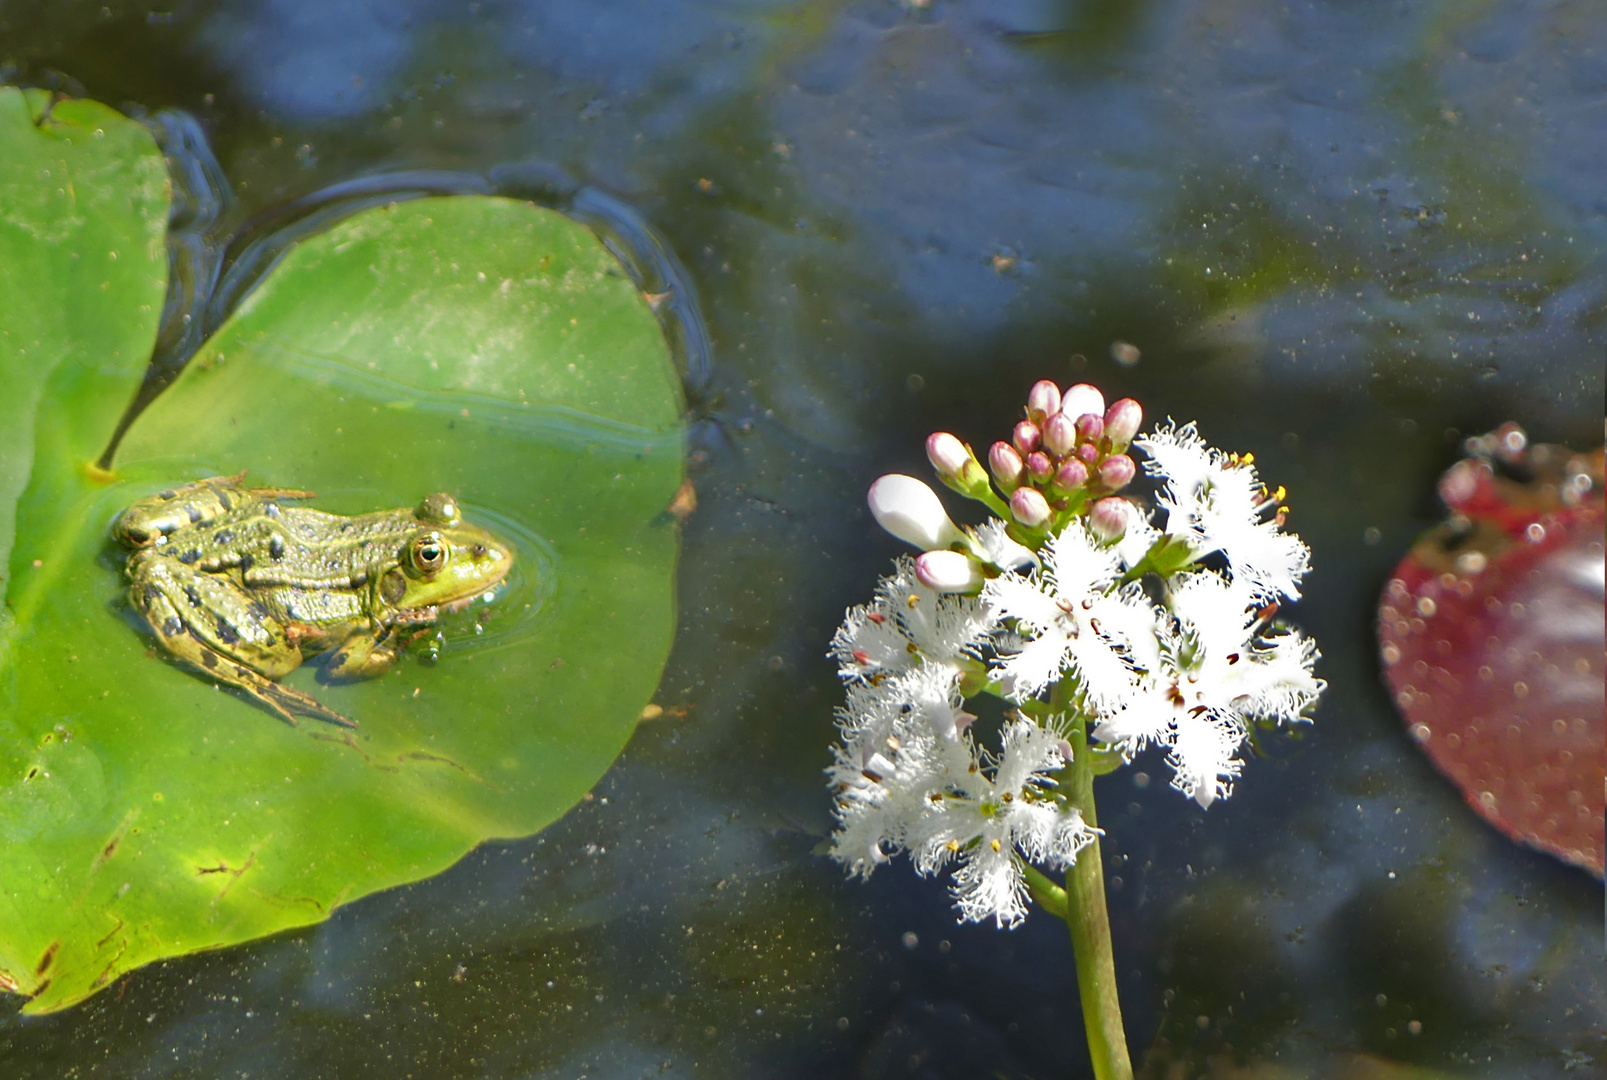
(378, 515, 514, 614)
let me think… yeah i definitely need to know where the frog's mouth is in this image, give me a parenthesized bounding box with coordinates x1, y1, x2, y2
(439, 582, 508, 616)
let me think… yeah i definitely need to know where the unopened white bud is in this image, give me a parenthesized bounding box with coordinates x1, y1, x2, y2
(914, 550, 985, 594)
(927, 432, 990, 497)
(1061, 383, 1106, 424)
(926, 432, 970, 477)
(867, 474, 965, 551)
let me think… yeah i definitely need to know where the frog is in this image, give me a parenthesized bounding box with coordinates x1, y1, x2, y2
(113, 473, 514, 727)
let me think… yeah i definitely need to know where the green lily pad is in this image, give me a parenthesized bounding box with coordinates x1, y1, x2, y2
(0, 96, 685, 1014)
(0, 87, 169, 621)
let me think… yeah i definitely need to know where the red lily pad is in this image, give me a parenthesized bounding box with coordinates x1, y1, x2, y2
(1378, 425, 1605, 877)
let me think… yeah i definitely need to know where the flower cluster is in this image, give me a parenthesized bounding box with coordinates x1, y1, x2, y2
(827, 380, 1323, 927)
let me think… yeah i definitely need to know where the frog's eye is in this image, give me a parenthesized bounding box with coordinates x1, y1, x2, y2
(409, 532, 449, 576)
(417, 493, 460, 525)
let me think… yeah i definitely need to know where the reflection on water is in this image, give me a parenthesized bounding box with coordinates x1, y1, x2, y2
(199, 0, 431, 121)
(3, 0, 1604, 1077)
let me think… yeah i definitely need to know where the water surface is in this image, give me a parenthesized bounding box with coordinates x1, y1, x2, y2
(2, 1, 1603, 1076)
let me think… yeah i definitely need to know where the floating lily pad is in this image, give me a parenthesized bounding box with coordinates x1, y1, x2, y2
(0, 95, 685, 1013)
(0, 87, 169, 620)
(1378, 429, 1605, 877)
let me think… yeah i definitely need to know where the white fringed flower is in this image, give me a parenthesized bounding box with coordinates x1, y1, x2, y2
(982, 522, 1156, 710)
(1092, 572, 1324, 807)
(826, 714, 974, 878)
(830, 561, 993, 750)
(838, 717, 1097, 928)
(1111, 499, 1159, 572)
(969, 518, 1037, 573)
(910, 719, 1096, 927)
(830, 559, 993, 687)
(1135, 422, 1311, 601)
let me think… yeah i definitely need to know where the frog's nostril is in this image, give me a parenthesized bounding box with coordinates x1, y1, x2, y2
(471, 543, 487, 558)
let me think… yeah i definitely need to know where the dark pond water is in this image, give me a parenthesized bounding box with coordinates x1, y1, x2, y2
(3, 0, 1604, 1076)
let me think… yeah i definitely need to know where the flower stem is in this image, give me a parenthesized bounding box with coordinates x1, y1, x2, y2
(1021, 862, 1069, 919)
(976, 487, 1013, 521)
(1063, 716, 1133, 1080)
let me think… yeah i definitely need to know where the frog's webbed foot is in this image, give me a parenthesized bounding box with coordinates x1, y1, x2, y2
(225, 662, 357, 729)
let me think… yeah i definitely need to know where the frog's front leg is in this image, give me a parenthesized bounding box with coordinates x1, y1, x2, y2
(323, 626, 401, 681)
(130, 555, 352, 728)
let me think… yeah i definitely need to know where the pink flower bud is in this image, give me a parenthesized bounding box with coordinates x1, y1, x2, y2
(868, 474, 966, 550)
(1010, 486, 1051, 528)
(1103, 398, 1143, 449)
(1012, 420, 1041, 455)
(1074, 413, 1104, 445)
(1051, 459, 1089, 492)
(1099, 454, 1136, 490)
(989, 441, 1025, 490)
(1026, 451, 1054, 482)
(1025, 380, 1061, 424)
(1088, 497, 1130, 542)
(926, 432, 971, 478)
(1061, 383, 1106, 423)
(1076, 443, 1100, 466)
(1042, 412, 1077, 457)
(914, 550, 985, 594)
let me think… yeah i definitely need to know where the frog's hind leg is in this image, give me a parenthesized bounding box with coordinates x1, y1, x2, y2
(170, 641, 357, 729)
(113, 474, 317, 548)
(220, 661, 358, 729)
(132, 566, 355, 729)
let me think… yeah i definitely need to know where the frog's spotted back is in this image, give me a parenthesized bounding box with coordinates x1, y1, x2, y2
(112, 471, 314, 548)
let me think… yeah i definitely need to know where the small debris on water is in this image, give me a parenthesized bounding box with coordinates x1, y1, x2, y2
(1109, 340, 1141, 367)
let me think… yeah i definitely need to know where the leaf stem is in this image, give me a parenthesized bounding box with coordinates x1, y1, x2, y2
(1062, 707, 1133, 1080)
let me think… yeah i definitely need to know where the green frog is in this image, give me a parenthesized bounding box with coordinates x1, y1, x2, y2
(113, 474, 514, 727)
